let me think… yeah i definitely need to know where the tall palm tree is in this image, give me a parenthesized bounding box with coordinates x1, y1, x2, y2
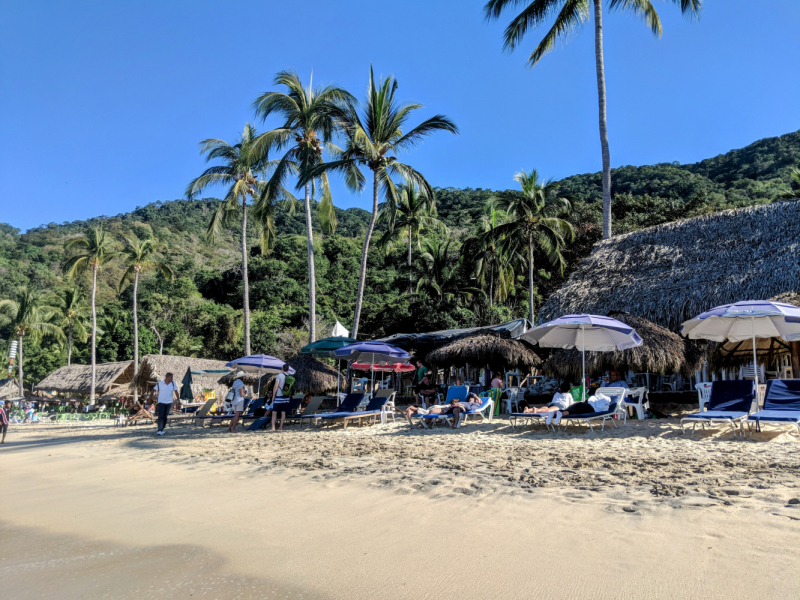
(64, 224, 117, 404)
(186, 123, 272, 356)
(0, 287, 63, 396)
(118, 233, 174, 402)
(301, 66, 458, 338)
(55, 287, 90, 366)
(378, 181, 447, 293)
(484, 0, 702, 239)
(408, 237, 481, 303)
(252, 71, 355, 344)
(462, 207, 520, 306)
(490, 169, 575, 323)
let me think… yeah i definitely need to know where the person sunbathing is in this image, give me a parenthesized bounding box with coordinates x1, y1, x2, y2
(523, 381, 574, 415)
(405, 393, 484, 429)
(551, 393, 614, 426)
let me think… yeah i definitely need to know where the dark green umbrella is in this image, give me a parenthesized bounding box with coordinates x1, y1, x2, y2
(300, 336, 355, 401)
(180, 367, 194, 401)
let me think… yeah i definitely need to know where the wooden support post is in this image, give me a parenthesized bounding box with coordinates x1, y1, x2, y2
(791, 341, 800, 379)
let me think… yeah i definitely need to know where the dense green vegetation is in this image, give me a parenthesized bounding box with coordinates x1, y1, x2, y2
(1, 129, 798, 390)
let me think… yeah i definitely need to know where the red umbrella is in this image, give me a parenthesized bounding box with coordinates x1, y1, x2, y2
(352, 362, 414, 373)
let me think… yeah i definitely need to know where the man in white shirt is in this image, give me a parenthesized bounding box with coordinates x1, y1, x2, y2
(149, 372, 179, 435)
(227, 371, 248, 433)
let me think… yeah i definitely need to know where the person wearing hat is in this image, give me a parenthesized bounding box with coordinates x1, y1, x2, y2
(227, 370, 248, 433)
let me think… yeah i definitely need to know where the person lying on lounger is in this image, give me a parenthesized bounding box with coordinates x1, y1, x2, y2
(523, 381, 574, 415)
(550, 393, 613, 426)
(405, 393, 484, 429)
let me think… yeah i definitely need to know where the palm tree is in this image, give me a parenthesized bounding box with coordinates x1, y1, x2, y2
(490, 169, 575, 323)
(252, 71, 354, 344)
(779, 167, 800, 199)
(484, 0, 702, 239)
(118, 233, 174, 402)
(378, 181, 447, 293)
(301, 67, 458, 338)
(55, 287, 90, 365)
(408, 237, 481, 304)
(462, 207, 520, 306)
(64, 224, 117, 404)
(0, 287, 63, 396)
(186, 123, 272, 356)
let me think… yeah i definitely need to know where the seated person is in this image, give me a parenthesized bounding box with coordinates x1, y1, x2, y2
(606, 371, 629, 389)
(414, 375, 437, 408)
(551, 392, 614, 426)
(405, 393, 484, 429)
(523, 381, 574, 414)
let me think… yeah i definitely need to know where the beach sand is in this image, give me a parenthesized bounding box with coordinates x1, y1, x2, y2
(2, 417, 800, 599)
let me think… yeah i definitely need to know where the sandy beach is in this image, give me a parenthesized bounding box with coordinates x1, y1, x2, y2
(3, 417, 800, 599)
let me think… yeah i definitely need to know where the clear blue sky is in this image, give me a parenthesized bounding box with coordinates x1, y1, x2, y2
(2, 0, 799, 232)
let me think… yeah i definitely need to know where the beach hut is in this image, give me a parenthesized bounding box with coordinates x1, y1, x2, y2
(221, 354, 339, 395)
(542, 312, 705, 381)
(0, 378, 21, 399)
(33, 361, 135, 397)
(424, 332, 541, 373)
(539, 201, 800, 331)
(133, 354, 229, 400)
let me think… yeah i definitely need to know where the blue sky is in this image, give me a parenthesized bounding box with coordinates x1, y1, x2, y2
(1, 0, 799, 232)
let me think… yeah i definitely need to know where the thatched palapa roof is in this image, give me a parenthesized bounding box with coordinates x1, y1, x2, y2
(424, 332, 541, 371)
(134, 354, 229, 399)
(709, 292, 800, 371)
(540, 201, 800, 331)
(33, 361, 134, 396)
(0, 378, 21, 399)
(542, 312, 705, 380)
(222, 354, 340, 395)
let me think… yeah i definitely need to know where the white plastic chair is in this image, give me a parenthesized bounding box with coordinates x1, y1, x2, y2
(502, 387, 522, 414)
(621, 386, 648, 420)
(740, 364, 766, 382)
(661, 374, 677, 392)
(695, 382, 713, 412)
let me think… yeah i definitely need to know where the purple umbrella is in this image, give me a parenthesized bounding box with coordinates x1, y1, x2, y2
(521, 315, 642, 401)
(226, 355, 295, 399)
(334, 342, 409, 394)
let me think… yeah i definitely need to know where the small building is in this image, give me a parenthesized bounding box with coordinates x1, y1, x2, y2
(0, 378, 21, 399)
(134, 354, 230, 400)
(33, 361, 135, 398)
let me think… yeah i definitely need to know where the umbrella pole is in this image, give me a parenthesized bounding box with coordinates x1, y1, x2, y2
(752, 317, 760, 409)
(336, 360, 341, 406)
(256, 367, 262, 400)
(581, 326, 586, 403)
(370, 353, 375, 396)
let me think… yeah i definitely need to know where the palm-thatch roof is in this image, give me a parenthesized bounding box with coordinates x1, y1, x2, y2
(0, 378, 21, 399)
(542, 312, 705, 380)
(424, 332, 541, 371)
(33, 361, 134, 396)
(708, 292, 800, 371)
(540, 201, 800, 331)
(221, 354, 340, 395)
(134, 354, 229, 399)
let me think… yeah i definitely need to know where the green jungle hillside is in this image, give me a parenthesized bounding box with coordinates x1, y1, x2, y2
(2, 129, 799, 388)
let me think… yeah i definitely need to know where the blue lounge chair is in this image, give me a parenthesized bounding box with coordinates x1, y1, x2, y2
(298, 393, 364, 427)
(416, 387, 493, 429)
(745, 379, 800, 437)
(411, 385, 469, 428)
(316, 394, 394, 429)
(681, 380, 754, 437)
(246, 397, 304, 431)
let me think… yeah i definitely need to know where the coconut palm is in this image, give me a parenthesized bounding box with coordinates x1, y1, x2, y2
(779, 167, 800, 199)
(378, 181, 447, 292)
(63, 224, 117, 404)
(0, 287, 63, 396)
(408, 237, 481, 304)
(489, 169, 575, 323)
(55, 287, 90, 366)
(252, 71, 355, 344)
(186, 123, 273, 356)
(484, 0, 702, 239)
(462, 207, 520, 306)
(118, 233, 174, 401)
(300, 66, 458, 338)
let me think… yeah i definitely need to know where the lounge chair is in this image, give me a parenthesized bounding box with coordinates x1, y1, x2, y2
(297, 393, 364, 427)
(745, 379, 800, 437)
(192, 398, 220, 427)
(197, 397, 266, 428)
(558, 388, 629, 433)
(285, 396, 325, 426)
(372, 389, 397, 424)
(415, 388, 492, 429)
(509, 411, 554, 432)
(247, 397, 303, 431)
(316, 395, 393, 429)
(410, 385, 468, 428)
(680, 380, 754, 437)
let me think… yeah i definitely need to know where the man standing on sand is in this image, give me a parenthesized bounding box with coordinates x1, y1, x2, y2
(227, 370, 248, 433)
(271, 364, 291, 431)
(0, 400, 9, 444)
(149, 372, 179, 436)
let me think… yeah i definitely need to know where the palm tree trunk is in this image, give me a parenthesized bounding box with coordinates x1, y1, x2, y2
(408, 228, 412, 294)
(133, 267, 139, 403)
(304, 183, 317, 344)
(351, 171, 380, 338)
(490, 270, 494, 308)
(593, 0, 612, 240)
(90, 264, 97, 404)
(528, 235, 535, 324)
(67, 323, 73, 366)
(17, 334, 23, 397)
(241, 196, 251, 355)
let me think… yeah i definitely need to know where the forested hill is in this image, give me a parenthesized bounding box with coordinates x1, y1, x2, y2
(1, 128, 798, 388)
